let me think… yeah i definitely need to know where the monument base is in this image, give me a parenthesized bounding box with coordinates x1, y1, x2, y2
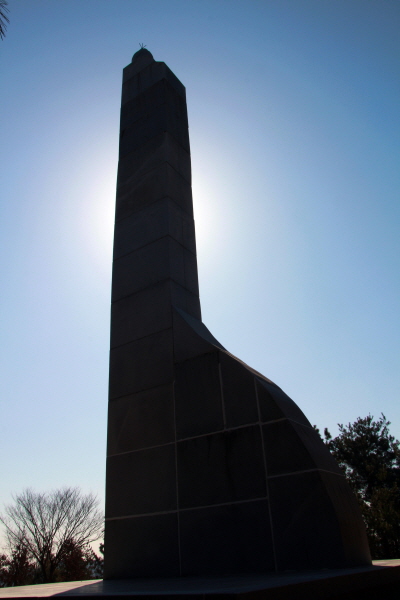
(0, 561, 399, 600)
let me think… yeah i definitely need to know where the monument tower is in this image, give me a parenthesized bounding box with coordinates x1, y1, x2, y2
(104, 48, 371, 578)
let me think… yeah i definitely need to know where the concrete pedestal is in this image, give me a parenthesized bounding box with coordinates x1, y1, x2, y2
(0, 561, 399, 600)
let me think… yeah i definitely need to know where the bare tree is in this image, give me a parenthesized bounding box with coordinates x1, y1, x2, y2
(0, 488, 103, 583)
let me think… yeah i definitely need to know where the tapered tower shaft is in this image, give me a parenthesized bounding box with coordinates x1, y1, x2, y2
(104, 49, 371, 579)
(109, 49, 201, 401)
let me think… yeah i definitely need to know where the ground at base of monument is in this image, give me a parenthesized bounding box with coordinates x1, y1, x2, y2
(0, 560, 399, 600)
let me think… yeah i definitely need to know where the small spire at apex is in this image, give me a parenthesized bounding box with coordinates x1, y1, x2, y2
(132, 46, 154, 66)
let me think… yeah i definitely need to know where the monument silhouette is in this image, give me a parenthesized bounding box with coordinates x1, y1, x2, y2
(104, 48, 371, 579)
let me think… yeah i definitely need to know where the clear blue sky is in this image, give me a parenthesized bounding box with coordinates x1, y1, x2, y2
(1, 0, 399, 532)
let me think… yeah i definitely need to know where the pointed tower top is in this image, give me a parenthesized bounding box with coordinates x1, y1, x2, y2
(131, 46, 154, 70)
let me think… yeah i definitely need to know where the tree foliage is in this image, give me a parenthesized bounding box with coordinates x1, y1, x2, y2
(0, 487, 103, 585)
(54, 539, 103, 583)
(324, 414, 400, 558)
(0, 545, 36, 588)
(0, 1, 9, 40)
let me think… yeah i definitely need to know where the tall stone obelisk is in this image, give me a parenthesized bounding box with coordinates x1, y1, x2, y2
(104, 48, 371, 579)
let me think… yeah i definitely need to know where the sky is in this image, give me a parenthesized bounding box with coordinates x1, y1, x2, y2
(1, 0, 399, 540)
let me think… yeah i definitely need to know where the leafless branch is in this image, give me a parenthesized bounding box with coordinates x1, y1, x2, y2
(0, 488, 103, 582)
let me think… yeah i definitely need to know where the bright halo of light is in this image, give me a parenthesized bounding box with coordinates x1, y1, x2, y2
(75, 147, 116, 270)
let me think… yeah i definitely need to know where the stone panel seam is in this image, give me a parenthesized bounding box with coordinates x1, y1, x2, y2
(105, 496, 269, 521)
(120, 120, 188, 150)
(120, 80, 187, 125)
(107, 382, 172, 404)
(114, 194, 193, 228)
(107, 422, 266, 456)
(171, 350, 182, 575)
(116, 156, 192, 193)
(106, 509, 178, 521)
(117, 142, 190, 181)
(267, 468, 346, 480)
(218, 358, 227, 430)
(177, 422, 260, 442)
(110, 281, 199, 312)
(255, 377, 278, 572)
(112, 233, 197, 264)
(117, 159, 192, 197)
(111, 276, 199, 307)
(109, 325, 172, 353)
(117, 132, 191, 181)
(115, 192, 193, 224)
(122, 80, 185, 105)
(110, 281, 170, 306)
(118, 128, 190, 162)
(262, 416, 314, 428)
(113, 197, 193, 235)
(122, 69, 186, 103)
